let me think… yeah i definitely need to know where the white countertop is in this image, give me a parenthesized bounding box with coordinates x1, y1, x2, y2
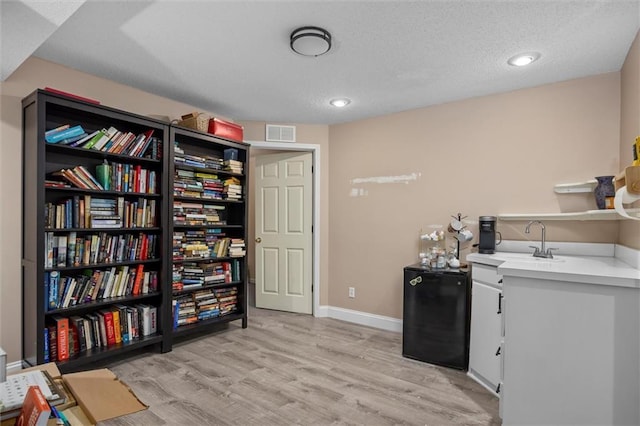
(467, 251, 640, 289)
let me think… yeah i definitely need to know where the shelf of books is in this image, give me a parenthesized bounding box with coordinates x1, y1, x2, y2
(169, 126, 248, 339)
(22, 89, 171, 372)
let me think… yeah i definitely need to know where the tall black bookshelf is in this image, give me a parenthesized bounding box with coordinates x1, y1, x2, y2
(168, 125, 249, 343)
(21, 89, 171, 372)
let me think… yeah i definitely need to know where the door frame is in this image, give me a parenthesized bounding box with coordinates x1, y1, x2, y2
(246, 141, 320, 316)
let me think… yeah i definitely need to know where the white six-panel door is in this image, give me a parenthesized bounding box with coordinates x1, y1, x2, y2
(255, 152, 312, 314)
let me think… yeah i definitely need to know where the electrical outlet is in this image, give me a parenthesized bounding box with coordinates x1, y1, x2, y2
(348, 287, 355, 298)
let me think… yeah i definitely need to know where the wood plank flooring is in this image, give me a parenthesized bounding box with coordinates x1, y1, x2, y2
(101, 305, 500, 425)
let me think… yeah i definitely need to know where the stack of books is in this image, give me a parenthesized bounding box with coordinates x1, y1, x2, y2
(228, 239, 246, 257)
(173, 295, 197, 328)
(0, 370, 66, 422)
(223, 177, 242, 200)
(223, 159, 243, 174)
(214, 287, 238, 316)
(193, 289, 220, 321)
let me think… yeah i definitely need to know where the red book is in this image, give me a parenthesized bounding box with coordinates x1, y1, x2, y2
(134, 165, 142, 193)
(132, 264, 144, 296)
(44, 87, 100, 104)
(16, 386, 51, 426)
(53, 316, 69, 361)
(223, 262, 232, 283)
(140, 235, 148, 260)
(101, 310, 116, 346)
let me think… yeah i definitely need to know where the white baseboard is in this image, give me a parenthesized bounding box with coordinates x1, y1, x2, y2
(315, 305, 329, 318)
(316, 305, 402, 333)
(6, 360, 23, 374)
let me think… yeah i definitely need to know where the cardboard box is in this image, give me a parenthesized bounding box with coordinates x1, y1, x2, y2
(208, 118, 243, 142)
(62, 369, 146, 425)
(2, 364, 146, 426)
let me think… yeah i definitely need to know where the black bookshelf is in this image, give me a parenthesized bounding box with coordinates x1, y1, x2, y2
(21, 89, 171, 370)
(168, 125, 249, 344)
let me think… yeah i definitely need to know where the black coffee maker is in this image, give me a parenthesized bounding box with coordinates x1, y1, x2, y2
(478, 216, 502, 254)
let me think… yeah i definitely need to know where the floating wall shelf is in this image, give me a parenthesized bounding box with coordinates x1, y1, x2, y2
(553, 180, 598, 193)
(498, 209, 640, 221)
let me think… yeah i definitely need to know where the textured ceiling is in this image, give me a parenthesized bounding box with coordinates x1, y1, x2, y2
(3, 0, 640, 125)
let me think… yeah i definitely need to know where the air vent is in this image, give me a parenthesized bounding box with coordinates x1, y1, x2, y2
(266, 124, 296, 143)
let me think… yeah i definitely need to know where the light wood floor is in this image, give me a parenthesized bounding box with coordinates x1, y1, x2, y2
(102, 305, 500, 426)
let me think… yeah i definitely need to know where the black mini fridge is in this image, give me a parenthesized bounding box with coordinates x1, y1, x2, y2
(402, 264, 471, 370)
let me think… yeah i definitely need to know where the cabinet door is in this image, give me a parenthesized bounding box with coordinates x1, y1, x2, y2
(469, 280, 502, 390)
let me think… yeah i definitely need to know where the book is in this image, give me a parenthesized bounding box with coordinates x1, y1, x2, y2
(82, 317, 94, 350)
(149, 305, 157, 334)
(111, 308, 122, 344)
(82, 129, 107, 149)
(67, 324, 76, 357)
(95, 161, 111, 190)
(44, 125, 84, 144)
(70, 316, 87, 353)
(52, 316, 69, 361)
(137, 305, 151, 336)
(101, 309, 116, 346)
(15, 386, 50, 426)
(56, 132, 89, 146)
(1, 370, 63, 421)
(91, 126, 118, 151)
(69, 129, 100, 147)
(43, 327, 50, 363)
(56, 235, 67, 267)
(73, 166, 103, 190)
(44, 87, 100, 104)
(45, 124, 70, 137)
(132, 264, 144, 296)
(47, 325, 57, 364)
(48, 271, 59, 310)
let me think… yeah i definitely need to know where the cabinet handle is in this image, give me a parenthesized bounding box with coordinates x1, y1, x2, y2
(497, 293, 503, 314)
(496, 383, 501, 394)
(498, 279, 503, 284)
(495, 346, 501, 356)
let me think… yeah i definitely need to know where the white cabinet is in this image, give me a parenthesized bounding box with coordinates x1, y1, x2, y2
(501, 275, 640, 425)
(468, 263, 503, 395)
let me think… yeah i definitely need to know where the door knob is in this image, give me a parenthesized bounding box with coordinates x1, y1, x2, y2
(255, 237, 262, 243)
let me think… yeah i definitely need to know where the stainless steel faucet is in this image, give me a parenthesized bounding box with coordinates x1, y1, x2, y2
(525, 220, 557, 258)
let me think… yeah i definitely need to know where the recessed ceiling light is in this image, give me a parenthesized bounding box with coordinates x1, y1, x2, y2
(507, 52, 541, 67)
(330, 98, 351, 107)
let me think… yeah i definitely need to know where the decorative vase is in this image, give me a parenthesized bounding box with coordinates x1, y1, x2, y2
(594, 176, 615, 209)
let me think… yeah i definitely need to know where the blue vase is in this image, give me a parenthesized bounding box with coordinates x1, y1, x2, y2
(594, 176, 615, 209)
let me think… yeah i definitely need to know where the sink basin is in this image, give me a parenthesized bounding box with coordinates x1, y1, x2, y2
(515, 256, 566, 263)
(494, 252, 566, 263)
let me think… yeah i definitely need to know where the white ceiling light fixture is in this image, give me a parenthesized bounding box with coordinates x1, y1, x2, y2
(330, 98, 351, 107)
(290, 26, 332, 57)
(507, 52, 541, 67)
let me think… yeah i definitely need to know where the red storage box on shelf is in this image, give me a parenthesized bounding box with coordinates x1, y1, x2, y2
(208, 118, 243, 142)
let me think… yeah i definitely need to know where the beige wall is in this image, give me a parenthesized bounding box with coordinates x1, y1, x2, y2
(618, 30, 640, 249)
(328, 73, 622, 319)
(237, 122, 330, 307)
